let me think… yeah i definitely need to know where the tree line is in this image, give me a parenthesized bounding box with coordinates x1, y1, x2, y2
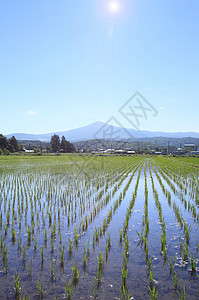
(0, 133, 76, 155)
(0, 134, 21, 155)
(50, 134, 76, 153)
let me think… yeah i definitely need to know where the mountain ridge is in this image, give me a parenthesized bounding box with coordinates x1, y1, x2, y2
(5, 121, 199, 142)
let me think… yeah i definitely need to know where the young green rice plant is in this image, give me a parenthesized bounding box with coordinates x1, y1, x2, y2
(72, 261, 80, 285)
(149, 265, 154, 289)
(25, 254, 31, 275)
(181, 239, 188, 261)
(60, 245, 65, 268)
(19, 294, 31, 300)
(93, 232, 96, 249)
(105, 243, 109, 261)
(27, 226, 31, 244)
(86, 239, 90, 259)
(4, 224, 7, 237)
(34, 237, 37, 252)
(148, 285, 158, 300)
(51, 240, 54, 254)
(148, 257, 152, 271)
(12, 224, 16, 243)
(3, 244, 7, 264)
(123, 235, 129, 256)
(65, 280, 72, 300)
(68, 238, 73, 256)
(190, 255, 196, 272)
(95, 227, 99, 243)
(41, 246, 44, 263)
(37, 277, 43, 299)
(120, 285, 131, 300)
(44, 229, 47, 245)
(137, 230, 144, 246)
(74, 227, 78, 246)
(168, 258, 173, 276)
(119, 229, 123, 244)
(95, 251, 104, 287)
(173, 270, 182, 291)
(97, 251, 104, 272)
(49, 258, 56, 282)
(177, 286, 186, 300)
(107, 233, 111, 251)
(13, 272, 21, 297)
(121, 253, 128, 288)
(22, 245, 26, 262)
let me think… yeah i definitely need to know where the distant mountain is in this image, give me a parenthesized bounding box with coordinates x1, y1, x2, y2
(5, 121, 199, 142)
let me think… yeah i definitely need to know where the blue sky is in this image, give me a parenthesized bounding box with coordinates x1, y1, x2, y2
(0, 0, 199, 134)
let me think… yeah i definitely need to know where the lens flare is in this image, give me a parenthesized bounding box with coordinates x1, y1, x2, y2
(108, 1, 120, 14)
(97, 0, 132, 24)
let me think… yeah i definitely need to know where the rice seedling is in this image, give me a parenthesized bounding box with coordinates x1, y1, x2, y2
(49, 259, 56, 282)
(123, 235, 129, 256)
(173, 270, 182, 291)
(27, 260, 32, 277)
(177, 286, 186, 300)
(91, 282, 97, 300)
(120, 285, 131, 300)
(148, 285, 158, 300)
(65, 280, 72, 300)
(72, 261, 80, 285)
(149, 265, 153, 289)
(190, 255, 196, 272)
(37, 277, 43, 299)
(60, 245, 65, 268)
(68, 238, 73, 255)
(13, 272, 21, 297)
(11, 224, 16, 243)
(41, 246, 44, 263)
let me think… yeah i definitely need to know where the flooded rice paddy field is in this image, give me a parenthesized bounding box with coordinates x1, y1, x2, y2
(0, 155, 199, 299)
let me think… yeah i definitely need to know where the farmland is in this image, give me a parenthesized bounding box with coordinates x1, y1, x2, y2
(0, 155, 199, 299)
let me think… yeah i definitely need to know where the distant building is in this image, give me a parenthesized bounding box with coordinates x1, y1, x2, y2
(190, 151, 199, 155)
(184, 144, 195, 150)
(114, 150, 126, 154)
(105, 149, 114, 153)
(25, 149, 34, 153)
(127, 150, 136, 154)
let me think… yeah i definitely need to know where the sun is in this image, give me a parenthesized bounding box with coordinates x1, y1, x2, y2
(108, 0, 121, 14)
(97, 0, 132, 24)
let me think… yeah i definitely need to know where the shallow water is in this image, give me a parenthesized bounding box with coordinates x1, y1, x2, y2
(0, 155, 198, 299)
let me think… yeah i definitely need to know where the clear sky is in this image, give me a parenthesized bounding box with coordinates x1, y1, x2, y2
(0, 0, 199, 134)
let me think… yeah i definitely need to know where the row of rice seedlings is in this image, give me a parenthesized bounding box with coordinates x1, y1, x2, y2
(149, 164, 167, 259)
(156, 161, 199, 223)
(152, 161, 197, 263)
(152, 163, 192, 253)
(151, 160, 192, 294)
(120, 164, 146, 299)
(123, 163, 143, 236)
(67, 162, 142, 259)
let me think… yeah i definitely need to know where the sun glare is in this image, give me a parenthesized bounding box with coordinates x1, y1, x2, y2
(97, 0, 132, 24)
(108, 0, 120, 14)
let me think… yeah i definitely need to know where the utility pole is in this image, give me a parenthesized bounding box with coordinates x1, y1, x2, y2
(137, 142, 140, 154)
(167, 141, 170, 155)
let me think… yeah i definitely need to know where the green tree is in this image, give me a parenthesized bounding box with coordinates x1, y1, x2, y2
(60, 136, 68, 153)
(50, 134, 60, 153)
(67, 141, 76, 153)
(0, 134, 8, 150)
(8, 136, 19, 152)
